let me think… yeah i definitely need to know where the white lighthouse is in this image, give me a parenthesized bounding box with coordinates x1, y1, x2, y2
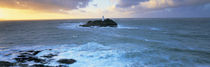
(102, 16, 104, 21)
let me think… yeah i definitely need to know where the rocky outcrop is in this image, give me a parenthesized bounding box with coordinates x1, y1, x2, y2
(57, 59, 76, 64)
(14, 50, 45, 63)
(80, 18, 118, 27)
(0, 61, 16, 66)
(0, 49, 76, 67)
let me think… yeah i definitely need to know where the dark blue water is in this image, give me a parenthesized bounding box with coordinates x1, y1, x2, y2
(0, 18, 210, 67)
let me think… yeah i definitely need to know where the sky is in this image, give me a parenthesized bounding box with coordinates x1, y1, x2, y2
(0, 0, 210, 20)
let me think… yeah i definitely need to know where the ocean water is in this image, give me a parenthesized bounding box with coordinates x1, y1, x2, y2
(0, 18, 210, 67)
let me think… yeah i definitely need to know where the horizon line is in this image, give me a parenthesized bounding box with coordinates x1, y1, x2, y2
(1, 17, 210, 22)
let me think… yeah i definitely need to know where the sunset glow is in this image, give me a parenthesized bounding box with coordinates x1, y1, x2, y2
(0, 8, 78, 20)
(0, 0, 210, 20)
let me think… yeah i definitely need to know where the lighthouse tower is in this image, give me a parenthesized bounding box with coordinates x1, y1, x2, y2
(102, 16, 104, 22)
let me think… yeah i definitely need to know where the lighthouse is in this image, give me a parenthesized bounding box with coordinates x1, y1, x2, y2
(102, 16, 104, 21)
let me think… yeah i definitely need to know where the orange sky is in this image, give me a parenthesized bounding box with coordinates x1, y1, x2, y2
(0, 0, 127, 21)
(0, 0, 209, 20)
(0, 8, 75, 20)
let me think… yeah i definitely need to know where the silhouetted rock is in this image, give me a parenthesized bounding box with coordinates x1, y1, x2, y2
(15, 57, 46, 63)
(0, 61, 16, 66)
(4, 49, 77, 67)
(58, 65, 69, 67)
(57, 59, 76, 64)
(80, 19, 118, 27)
(31, 64, 51, 67)
(42, 54, 57, 58)
(14, 50, 46, 63)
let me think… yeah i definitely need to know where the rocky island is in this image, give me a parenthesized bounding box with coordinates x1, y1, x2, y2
(80, 16, 118, 27)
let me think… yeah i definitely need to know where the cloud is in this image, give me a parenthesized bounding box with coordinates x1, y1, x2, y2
(1, 0, 209, 18)
(115, 0, 210, 17)
(116, 0, 147, 8)
(134, 5, 210, 18)
(140, 0, 210, 9)
(117, 0, 210, 9)
(0, 0, 92, 12)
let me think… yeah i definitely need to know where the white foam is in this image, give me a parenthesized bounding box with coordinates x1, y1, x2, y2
(117, 25, 139, 29)
(1, 41, 204, 67)
(57, 22, 86, 29)
(150, 27, 161, 31)
(48, 42, 130, 66)
(58, 23, 140, 30)
(0, 42, 139, 67)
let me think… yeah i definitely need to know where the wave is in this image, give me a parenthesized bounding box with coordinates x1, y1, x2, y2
(150, 27, 161, 31)
(1, 42, 210, 67)
(0, 42, 136, 67)
(57, 22, 86, 29)
(117, 25, 139, 29)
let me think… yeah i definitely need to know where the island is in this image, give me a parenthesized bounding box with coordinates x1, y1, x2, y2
(80, 16, 118, 27)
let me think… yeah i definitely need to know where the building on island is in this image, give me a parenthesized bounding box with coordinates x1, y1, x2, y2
(102, 16, 104, 21)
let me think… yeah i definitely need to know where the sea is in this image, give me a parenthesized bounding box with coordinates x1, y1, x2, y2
(0, 18, 210, 67)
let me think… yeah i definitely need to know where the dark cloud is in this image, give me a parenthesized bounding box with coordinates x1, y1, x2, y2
(117, 0, 210, 9)
(116, 0, 210, 17)
(135, 5, 210, 18)
(173, 0, 210, 6)
(0, 0, 92, 12)
(116, 0, 147, 8)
